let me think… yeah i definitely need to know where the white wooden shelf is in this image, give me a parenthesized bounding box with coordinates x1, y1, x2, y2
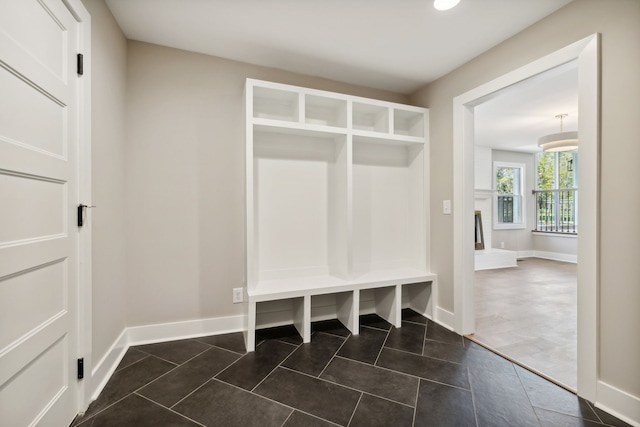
(249, 269, 436, 301)
(253, 119, 347, 138)
(352, 131, 426, 146)
(244, 78, 435, 351)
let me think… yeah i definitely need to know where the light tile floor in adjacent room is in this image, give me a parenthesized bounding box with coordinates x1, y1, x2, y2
(472, 257, 577, 390)
(71, 308, 631, 427)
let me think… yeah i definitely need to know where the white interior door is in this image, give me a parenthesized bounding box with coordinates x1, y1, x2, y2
(0, 0, 84, 425)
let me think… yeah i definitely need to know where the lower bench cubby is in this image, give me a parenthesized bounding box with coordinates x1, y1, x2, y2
(244, 276, 436, 352)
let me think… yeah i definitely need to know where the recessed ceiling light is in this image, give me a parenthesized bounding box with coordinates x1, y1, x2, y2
(434, 0, 461, 11)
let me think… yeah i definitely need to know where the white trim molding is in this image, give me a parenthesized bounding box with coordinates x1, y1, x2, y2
(453, 34, 600, 404)
(126, 315, 244, 346)
(61, 0, 93, 413)
(434, 306, 456, 331)
(596, 381, 640, 427)
(517, 251, 577, 264)
(89, 330, 128, 403)
(88, 315, 244, 404)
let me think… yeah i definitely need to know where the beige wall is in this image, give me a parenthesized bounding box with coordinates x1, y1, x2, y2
(124, 41, 408, 327)
(532, 234, 577, 257)
(411, 0, 640, 399)
(81, 0, 128, 365)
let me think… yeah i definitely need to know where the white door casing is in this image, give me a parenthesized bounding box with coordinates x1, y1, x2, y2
(0, 0, 90, 425)
(452, 34, 600, 400)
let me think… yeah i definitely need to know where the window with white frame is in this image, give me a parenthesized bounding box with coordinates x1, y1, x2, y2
(534, 151, 578, 233)
(494, 162, 525, 229)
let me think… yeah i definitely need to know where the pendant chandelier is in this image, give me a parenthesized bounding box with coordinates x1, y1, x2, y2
(538, 114, 578, 152)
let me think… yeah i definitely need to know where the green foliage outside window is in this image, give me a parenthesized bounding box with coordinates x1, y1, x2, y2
(537, 151, 577, 190)
(495, 164, 522, 225)
(496, 167, 516, 194)
(535, 151, 578, 232)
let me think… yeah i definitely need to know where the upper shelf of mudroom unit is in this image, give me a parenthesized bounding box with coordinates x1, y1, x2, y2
(252, 83, 349, 131)
(248, 268, 437, 302)
(305, 94, 348, 128)
(249, 79, 427, 144)
(394, 108, 425, 137)
(351, 130, 426, 146)
(252, 85, 300, 122)
(253, 118, 349, 139)
(352, 102, 389, 133)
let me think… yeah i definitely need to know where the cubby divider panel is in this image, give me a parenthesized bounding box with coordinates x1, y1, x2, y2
(359, 286, 401, 328)
(374, 286, 402, 328)
(336, 291, 358, 335)
(254, 297, 308, 342)
(308, 291, 357, 335)
(401, 281, 434, 319)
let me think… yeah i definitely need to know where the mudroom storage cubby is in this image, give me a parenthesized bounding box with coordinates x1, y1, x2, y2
(244, 79, 436, 351)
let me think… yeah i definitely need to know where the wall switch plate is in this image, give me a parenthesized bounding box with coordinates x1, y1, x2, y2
(443, 200, 452, 215)
(232, 287, 243, 303)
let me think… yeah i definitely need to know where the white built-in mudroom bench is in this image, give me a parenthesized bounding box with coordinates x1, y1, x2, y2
(244, 79, 437, 351)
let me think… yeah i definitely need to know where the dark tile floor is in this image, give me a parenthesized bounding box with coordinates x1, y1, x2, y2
(71, 310, 631, 427)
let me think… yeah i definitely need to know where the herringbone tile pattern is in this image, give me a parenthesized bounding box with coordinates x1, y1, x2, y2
(72, 309, 629, 427)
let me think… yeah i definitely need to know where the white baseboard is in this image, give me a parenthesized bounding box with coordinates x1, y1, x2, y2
(519, 251, 577, 263)
(596, 381, 640, 427)
(434, 306, 456, 331)
(475, 248, 518, 270)
(517, 250, 535, 259)
(88, 315, 244, 403)
(126, 315, 244, 346)
(89, 329, 128, 402)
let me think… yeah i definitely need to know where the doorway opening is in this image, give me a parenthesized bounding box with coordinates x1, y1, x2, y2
(470, 61, 578, 390)
(452, 34, 600, 400)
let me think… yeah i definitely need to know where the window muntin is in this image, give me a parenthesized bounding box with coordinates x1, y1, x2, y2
(494, 162, 525, 229)
(535, 151, 578, 233)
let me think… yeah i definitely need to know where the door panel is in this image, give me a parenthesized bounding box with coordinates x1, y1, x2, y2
(0, 260, 66, 349)
(0, 66, 66, 156)
(0, 174, 66, 242)
(0, 0, 83, 425)
(0, 336, 68, 427)
(0, 0, 68, 79)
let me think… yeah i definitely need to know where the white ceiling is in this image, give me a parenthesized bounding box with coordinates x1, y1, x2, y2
(474, 60, 578, 153)
(105, 0, 577, 152)
(105, 0, 572, 94)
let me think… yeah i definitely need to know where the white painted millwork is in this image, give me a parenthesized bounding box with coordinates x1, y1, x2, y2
(0, 0, 89, 425)
(453, 34, 600, 401)
(474, 249, 517, 271)
(245, 79, 435, 351)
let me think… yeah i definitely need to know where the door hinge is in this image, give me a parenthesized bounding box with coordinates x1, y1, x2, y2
(77, 204, 96, 227)
(77, 358, 84, 379)
(77, 53, 84, 75)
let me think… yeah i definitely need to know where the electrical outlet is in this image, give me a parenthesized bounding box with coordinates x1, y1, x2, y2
(232, 287, 243, 303)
